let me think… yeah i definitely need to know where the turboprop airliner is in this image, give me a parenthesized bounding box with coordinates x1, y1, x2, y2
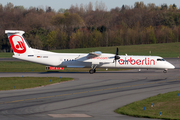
(5, 30, 175, 74)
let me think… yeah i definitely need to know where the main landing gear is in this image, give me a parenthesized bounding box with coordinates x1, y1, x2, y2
(89, 69, 96, 74)
(89, 65, 97, 74)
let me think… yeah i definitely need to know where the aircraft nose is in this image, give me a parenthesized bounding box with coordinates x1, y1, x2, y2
(172, 64, 175, 69)
(168, 63, 175, 69)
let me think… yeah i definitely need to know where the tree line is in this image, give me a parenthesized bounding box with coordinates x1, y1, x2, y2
(0, 2, 180, 52)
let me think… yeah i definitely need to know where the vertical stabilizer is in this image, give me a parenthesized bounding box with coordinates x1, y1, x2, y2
(5, 30, 33, 55)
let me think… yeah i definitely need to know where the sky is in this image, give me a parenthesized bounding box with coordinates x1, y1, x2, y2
(0, 0, 180, 11)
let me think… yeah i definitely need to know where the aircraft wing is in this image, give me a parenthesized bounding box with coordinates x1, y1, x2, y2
(76, 51, 102, 61)
(76, 51, 113, 64)
(87, 51, 102, 58)
(76, 51, 102, 62)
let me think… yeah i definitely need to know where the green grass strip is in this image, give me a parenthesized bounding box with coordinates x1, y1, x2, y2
(0, 77, 73, 90)
(115, 91, 180, 120)
(0, 52, 13, 58)
(52, 42, 180, 58)
(0, 61, 45, 72)
(0, 61, 125, 72)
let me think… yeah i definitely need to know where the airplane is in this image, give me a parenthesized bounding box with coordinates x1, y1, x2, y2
(5, 30, 175, 74)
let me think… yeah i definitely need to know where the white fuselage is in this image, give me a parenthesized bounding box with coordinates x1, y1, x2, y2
(13, 48, 175, 70)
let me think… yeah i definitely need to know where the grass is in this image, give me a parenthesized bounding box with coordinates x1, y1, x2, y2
(0, 77, 73, 90)
(52, 42, 180, 58)
(0, 61, 123, 72)
(1, 42, 180, 58)
(0, 52, 13, 58)
(115, 91, 180, 120)
(0, 61, 46, 72)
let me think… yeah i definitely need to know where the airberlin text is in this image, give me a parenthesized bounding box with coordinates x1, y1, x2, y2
(118, 57, 155, 65)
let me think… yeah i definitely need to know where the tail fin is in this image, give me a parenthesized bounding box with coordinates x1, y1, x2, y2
(5, 30, 33, 55)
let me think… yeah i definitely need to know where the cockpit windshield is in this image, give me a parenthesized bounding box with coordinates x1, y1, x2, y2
(157, 59, 165, 61)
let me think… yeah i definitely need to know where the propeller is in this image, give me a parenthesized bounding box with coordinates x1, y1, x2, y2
(114, 47, 120, 67)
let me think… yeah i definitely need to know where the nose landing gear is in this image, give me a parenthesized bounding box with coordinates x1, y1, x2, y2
(163, 69, 168, 73)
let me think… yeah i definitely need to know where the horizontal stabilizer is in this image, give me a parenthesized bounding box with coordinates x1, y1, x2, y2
(5, 30, 25, 35)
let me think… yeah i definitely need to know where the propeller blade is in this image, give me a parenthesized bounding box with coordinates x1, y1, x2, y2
(115, 47, 120, 67)
(116, 47, 119, 55)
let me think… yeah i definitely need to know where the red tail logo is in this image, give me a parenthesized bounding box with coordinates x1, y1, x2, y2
(9, 35, 26, 54)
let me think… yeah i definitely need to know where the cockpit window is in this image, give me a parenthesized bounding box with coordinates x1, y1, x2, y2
(157, 59, 165, 61)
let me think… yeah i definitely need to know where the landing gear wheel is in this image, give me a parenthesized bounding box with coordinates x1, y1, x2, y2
(89, 69, 94, 74)
(163, 70, 167, 73)
(90, 64, 97, 74)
